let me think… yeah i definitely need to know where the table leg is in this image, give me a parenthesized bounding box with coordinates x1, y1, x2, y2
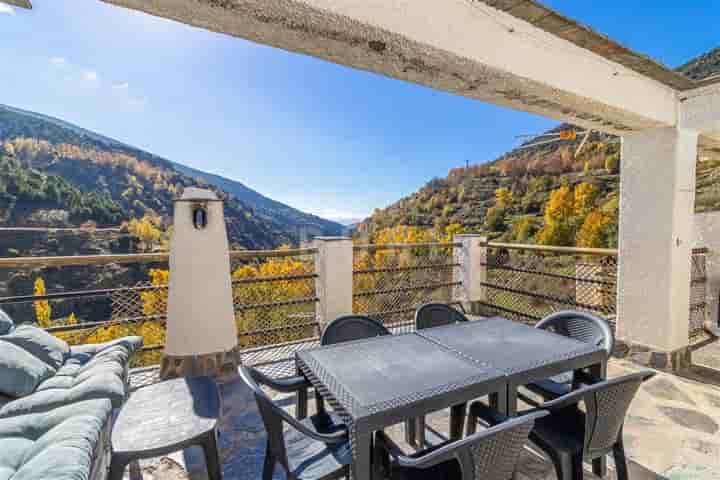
(202, 430, 223, 480)
(506, 384, 518, 417)
(351, 429, 373, 480)
(590, 360, 608, 478)
(404, 418, 417, 447)
(489, 389, 507, 411)
(450, 403, 467, 440)
(108, 456, 128, 480)
(295, 364, 308, 419)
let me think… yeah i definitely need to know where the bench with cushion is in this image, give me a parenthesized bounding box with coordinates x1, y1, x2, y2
(0, 308, 142, 479)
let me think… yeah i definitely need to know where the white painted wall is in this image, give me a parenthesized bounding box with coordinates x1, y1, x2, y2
(617, 128, 698, 352)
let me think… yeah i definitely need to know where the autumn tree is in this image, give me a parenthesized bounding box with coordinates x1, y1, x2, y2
(605, 153, 620, 174)
(537, 185, 575, 246)
(494, 187, 513, 207)
(573, 182, 599, 220)
(128, 215, 163, 251)
(33, 277, 52, 328)
(576, 211, 610, 248)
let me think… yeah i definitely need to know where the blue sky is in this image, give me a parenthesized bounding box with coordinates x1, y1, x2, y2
(0, 1, 717, 223)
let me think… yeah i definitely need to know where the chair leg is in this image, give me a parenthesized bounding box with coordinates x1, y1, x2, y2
(549, 450, 576, 480)
(613, 441, 629, 480)
(202, 430, 223, 480)
(315, 389, 326, 415)
(108, 456, 128, 480)
(297, 387, 308, 420)
(263, 441, 275, 480)
(571, 454, 583, 480)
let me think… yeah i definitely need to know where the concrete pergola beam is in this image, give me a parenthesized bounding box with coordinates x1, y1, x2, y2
(102, 0, 679, 136)
(681, 84, 720, 146)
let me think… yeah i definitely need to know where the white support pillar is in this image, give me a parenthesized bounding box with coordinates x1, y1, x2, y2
(454, 235, 488, 314)
(617, 127, 698, 361)
(314, 237, 353, 328)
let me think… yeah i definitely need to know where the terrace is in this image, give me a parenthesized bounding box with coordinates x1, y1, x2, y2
(2, 1, 720, 479)
(1, 235, 719, 479)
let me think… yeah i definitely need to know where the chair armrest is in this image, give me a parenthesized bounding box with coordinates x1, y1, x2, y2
(280, 408, 348, 444)
(375, 431, 457, 470)
(249, 368, 311, 393)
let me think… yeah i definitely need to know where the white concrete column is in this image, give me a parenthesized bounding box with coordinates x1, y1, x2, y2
(454, 235, 488, 314)
(314, 237, 353, 328)
(617, 127, 699, 353)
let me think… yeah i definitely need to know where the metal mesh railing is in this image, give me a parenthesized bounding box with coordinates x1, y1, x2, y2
(352, 242, 461, 333)
(0, 248, 320, 372)
(476, 243, 618, 329)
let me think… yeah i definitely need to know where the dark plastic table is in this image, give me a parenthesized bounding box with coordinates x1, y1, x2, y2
(296, 317, 606, 480)
(109, 376, 222, 480)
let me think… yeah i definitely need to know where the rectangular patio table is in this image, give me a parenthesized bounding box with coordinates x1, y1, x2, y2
(296, 332, 506, 480)
(296, 316, 607, 480)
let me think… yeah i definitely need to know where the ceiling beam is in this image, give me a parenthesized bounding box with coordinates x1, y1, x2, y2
(102, 0, 678, 136)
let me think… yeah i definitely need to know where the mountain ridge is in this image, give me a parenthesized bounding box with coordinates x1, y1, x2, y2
(0, 103, 343, 247)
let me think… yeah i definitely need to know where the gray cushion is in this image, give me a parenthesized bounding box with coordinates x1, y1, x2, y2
(0, 398, 111, 480)
(0, 310, 12, 336)
(0, 337, 139, 418)
(0, 325, 69, 369)
(0, 343, 55, 398)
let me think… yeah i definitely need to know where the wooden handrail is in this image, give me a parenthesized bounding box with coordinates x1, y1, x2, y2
(0, 247, 318, 268)
(485, 241, 618, 257)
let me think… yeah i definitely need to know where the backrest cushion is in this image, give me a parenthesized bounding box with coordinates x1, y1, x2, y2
(0, 325, 69, 369)
(0, 342, 56, 398)
(0, 309, 13, 335)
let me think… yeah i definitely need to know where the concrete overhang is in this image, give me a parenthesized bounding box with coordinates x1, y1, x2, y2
(102, 0, 683, 136)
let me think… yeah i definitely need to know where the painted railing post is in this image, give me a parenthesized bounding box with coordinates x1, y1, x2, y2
(314, 237, 354, 330)
(454, 235, 487, 315)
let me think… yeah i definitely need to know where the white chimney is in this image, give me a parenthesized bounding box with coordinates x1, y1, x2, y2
(160, 187, 239, 378)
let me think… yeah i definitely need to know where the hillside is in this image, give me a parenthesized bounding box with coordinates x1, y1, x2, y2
(361, 47, 720, 247)
(0, 104, 342, 248)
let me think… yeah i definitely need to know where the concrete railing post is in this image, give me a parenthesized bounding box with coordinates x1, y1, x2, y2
(454, 235, 487, 315)
(314, 237, 353, 330)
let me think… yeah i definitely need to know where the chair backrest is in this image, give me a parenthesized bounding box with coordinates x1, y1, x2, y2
(536, 310, 614, 357)
(543, 370, 655, 458)
(415, 302, 469, 330)
(399, 411, 546, 480)
(321, 315, 390, 345)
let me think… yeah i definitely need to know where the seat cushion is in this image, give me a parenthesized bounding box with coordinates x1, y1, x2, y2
(0, 342, 55, 398)
(0, 336, 141, 418)
(285, 412, 351, 480)
(0, 309, 13, 336)
(0, 398, 112, 480)
(0, 325, 70, 369)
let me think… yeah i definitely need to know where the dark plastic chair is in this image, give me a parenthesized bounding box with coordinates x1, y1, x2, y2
(374, 410, 547, 480)
(321, 314, 391, 346)
(415, 302, 470, 330)
(315, 315, 391, 414)
(239, 365, 352, 480)
(468, 370, 656, 480)
(408, 303, 470, 447)
(521, 311, 615, 405)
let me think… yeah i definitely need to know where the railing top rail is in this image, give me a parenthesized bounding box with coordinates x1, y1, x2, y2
(0, 247, 318, 269)
(485, 241, 618, 257)
(353, 242, 460, 251)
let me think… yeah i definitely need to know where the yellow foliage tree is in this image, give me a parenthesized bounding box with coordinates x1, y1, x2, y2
(128, 215, 163, 251)
(576, 211, 610, 248)
(67, 313, 77, 325)
(537, 185, 575, 246)
(33, 277, 52, 328)
(573, 182, 599, 220)
(494, 187, 513, 207)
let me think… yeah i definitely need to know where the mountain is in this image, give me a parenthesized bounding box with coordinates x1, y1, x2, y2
(171, 162, 343, 239)
(0, 104, 342, 248)
(361, 47, 720, 246)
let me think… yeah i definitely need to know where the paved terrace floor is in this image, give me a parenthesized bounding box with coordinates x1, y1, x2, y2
(125, 359, 720, 480)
